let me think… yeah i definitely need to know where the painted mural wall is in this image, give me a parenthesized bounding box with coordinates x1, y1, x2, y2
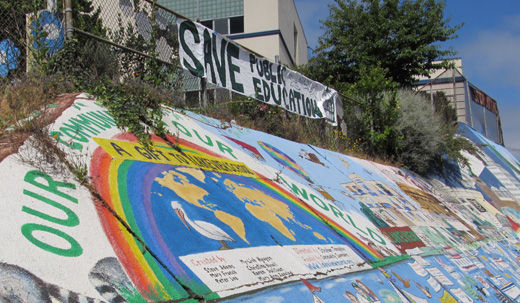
(1, 94, 520, 303)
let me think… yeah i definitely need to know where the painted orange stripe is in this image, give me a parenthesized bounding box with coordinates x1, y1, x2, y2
(91, 148, 153, 292)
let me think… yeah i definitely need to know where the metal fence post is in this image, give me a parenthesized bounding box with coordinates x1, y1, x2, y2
(64, 0, 73, 39)
(200, 77, 208, 108)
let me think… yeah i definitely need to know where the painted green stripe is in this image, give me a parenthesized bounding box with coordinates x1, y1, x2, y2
(117, 161, 188, 299)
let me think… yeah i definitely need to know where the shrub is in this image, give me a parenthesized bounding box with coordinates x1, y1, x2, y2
(395, 89, 477, 174)
(0, 71, 76, 134)
(342, 65, 400, 159)
(395, 90, 444, 173)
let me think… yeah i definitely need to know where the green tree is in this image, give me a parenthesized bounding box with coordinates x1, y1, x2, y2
(70, 0, 106, 38)
(345, 64, 400, 157)
(310, 0, 461, 86)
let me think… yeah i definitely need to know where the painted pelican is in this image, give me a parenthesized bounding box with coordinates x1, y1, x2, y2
(170, 201, 234, 250)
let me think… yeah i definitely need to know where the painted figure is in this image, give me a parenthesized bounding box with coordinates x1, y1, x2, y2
(352, 281, 380, 303)
(344, 291, 360, 303)
(171, 200, 235, 249)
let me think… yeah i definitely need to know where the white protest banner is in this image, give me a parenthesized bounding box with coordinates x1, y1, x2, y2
(177, 17, 340, 125)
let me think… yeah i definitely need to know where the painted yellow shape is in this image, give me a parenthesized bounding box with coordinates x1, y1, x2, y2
(440, 290, 457, 303)
(176, 167, 206, 183)
(155, 170, 210, 211)
(313, 232, 326, 241)
(297, 222, 312, 230)
(245, 203, 295, 241)
(225, 179, 296, 241)
(93, 137, 255, 177)
(214, 210, 248, 244)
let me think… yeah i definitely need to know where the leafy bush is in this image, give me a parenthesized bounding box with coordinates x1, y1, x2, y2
(394, 90, 444, 173)
(93, 78, 182, 145)
(395, 89, 477, 174)
(45, 39, 120, 89)
(342, 65, 400, 158)
(0, 71, 76, 135)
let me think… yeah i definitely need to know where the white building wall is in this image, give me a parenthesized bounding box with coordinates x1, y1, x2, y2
(234, 35, 281, 63)
(236, 0, 308, 66)
(415, 67, 468, 124)
(233, 0, 280, 63)
(243, 0, 278, 32)
(416, 58, 463, 81)
(278, 0, 308, 65)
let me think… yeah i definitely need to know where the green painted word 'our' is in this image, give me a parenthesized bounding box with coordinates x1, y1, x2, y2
(21, 170, 83, 257)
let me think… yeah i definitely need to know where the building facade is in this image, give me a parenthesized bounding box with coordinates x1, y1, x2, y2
(414, 59, 504, 145)
(158, 0, 308, 66)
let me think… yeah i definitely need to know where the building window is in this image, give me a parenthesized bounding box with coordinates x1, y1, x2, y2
(230, 16, 244, 34)
(200, 20, 213, 29)
(199, 16, 244, 35)
(293, 24, 298, 62)
(214, 18, 229, 34)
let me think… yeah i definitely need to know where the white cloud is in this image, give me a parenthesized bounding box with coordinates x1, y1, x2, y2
(324, 282, 337, 289)
(460, 30, 520, 86)
(264, 296, 285, 303)
(459, 14, 520, 88)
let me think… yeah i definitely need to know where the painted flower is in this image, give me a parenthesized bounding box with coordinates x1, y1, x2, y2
(0, 39, 21, 78)
(31, 10, 64, 55)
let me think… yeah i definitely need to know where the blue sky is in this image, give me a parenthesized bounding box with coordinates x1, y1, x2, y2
(294, 0, 520, 158)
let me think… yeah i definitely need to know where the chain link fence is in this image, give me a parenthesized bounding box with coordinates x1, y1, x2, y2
(0, 0, 233, 107)
(87, 0, 177, 64)
(0, 2, 66, 81)
(82, 0, 232, 107)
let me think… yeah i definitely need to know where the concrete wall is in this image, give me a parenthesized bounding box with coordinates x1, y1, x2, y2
(415, 58, 463, 81)
(2, 94, 520, 302)
(233, 35, 281, 62)
(235, 0, 281, 63)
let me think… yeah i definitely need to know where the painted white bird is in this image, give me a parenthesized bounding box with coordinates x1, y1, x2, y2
(170, 200, 234, 250)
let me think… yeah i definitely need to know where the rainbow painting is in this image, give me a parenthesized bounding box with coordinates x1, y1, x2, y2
(90, 133, 383, 301)
(257, 141, 312, 182)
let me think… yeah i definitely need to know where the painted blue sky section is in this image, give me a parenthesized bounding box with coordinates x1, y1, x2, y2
(183, 110, 422, 216)
(222, 242, 520, 302)
(177, 108, 520, 301)
(460, 123, 520, 185)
